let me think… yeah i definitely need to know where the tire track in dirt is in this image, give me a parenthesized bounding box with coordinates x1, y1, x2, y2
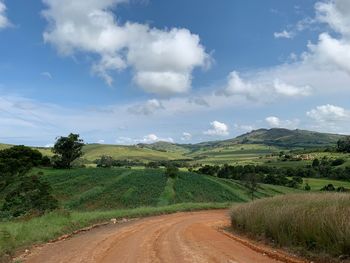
(22, 210, 306, 263)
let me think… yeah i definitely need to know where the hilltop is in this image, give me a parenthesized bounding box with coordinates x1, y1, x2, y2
(0, 128, 346, 165)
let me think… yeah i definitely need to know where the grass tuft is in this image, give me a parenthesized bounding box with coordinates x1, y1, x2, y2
(230, 193, 350, 259)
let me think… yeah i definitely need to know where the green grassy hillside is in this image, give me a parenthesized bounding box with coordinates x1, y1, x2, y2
(82, 144, 185, 162)
(1, 128, 347, 166)
(29, 167, 302, 211)
(232, 128, 344, 148)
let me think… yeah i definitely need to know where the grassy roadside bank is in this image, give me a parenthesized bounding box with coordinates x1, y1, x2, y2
(230, 193, 350, 262)
(0, 202, 229, 261)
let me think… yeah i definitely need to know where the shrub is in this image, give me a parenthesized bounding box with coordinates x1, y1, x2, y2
(321, 184, 336, 191)
(331, 158, 345, 166)
(96, 155, 114, 168)
(304, 183, 311, 191)
(1, 175, 58, 218)
(337, 136, 350, 153)
(165, 165, 179, 178)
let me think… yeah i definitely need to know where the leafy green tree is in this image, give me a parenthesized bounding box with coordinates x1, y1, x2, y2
(337, 136, 350, 153)
(1, 175, 58, 218)
(244, 173, 259, 200)
(165, 165, 179, 178)
(0, 145, 43, 168)
(312, 158, 320, 168)
(304, 183, 311, 191)
(96, 155, 114, 168)
(52, 133, 84, 168)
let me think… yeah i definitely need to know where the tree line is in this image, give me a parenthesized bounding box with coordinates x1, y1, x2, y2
(0, 133, 84, 219)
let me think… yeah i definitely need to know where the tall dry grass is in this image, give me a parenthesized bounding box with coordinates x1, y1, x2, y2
(230, 193, 350, 258)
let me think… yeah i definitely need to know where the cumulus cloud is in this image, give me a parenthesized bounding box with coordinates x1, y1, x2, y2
(307, 104, 349, 123)
(265, 116, 281, 127)
(181, 132, 192, 141)
(0, 0, 10, 29)
(204, 121, 229, 136)
(305, 0, 350, 75)
(274, 30, 294, 39)
(273, 79, 311, 97)
(217, 71, 311, 102)
(306, 104, 350, 133)
(42, 0, 210, 95)
(265, 116, 300, 129)
(116, 134, 174, 144)
(128, 99, 163, 115)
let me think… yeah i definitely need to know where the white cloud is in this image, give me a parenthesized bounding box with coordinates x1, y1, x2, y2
(42, 0, 210, 95)
(204, 121, 229, 136)
(0, 0, 10, 29)
(181, 132, 192, 141)
(305, 0, 350, 75)
(274, 30, 294, 39)
(307, 104, 348, 123)
(138, 134, 174, 144)
(116, 134, 174, 144)
(128, 99, 163, 115)
(217, 71, 311, 102)
(273, 79, 311, 97)
(97, 139, 105, 144)
(265, 116, 281, 127)
(41, 71, 53, 79)
(265, 116, 300, 129)
(306, 104, 350, 133)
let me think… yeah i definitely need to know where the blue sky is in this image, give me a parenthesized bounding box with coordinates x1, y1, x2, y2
(0, 0, 350, 146)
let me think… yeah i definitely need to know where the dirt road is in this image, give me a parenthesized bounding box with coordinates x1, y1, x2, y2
(23, 210, 304, 263)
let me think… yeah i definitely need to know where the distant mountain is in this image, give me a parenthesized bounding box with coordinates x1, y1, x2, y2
(142, 128, 346, 152)
(0, 129, 346, 160)
(216, 128, 345, 148)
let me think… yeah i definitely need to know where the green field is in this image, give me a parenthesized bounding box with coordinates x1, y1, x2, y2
(1, 166, 350, 261)
(27, 167, 305, 210)
(302, 177, 350, 191)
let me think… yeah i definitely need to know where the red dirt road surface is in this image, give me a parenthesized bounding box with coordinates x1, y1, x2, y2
(23, 210, 305, 263)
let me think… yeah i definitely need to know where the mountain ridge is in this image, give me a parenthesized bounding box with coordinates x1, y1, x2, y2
(142, 128, 346, 151)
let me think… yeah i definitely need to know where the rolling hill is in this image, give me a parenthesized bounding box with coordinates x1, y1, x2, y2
(27, 167, 301, 210)
(0, 128, 346, 164)
(232, 128, 344, 148)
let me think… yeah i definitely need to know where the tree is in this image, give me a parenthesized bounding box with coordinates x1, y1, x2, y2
(312, 158, 320, 168)
(1, 175, 58, 218)
(304, 183, 311, 191)
(337, 137, 350, 153)
(165, 165, 179, 178)
(0, 145, 43, 168)
(52, 133, 84, 168)
(244, 173, 259, 200)
(97, 155, 114, 168)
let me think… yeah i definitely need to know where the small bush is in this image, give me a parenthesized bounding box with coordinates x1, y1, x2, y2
(1, 175, 58, 218)
(331, 158, 345, 166)
(165, 165, 179, 178)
